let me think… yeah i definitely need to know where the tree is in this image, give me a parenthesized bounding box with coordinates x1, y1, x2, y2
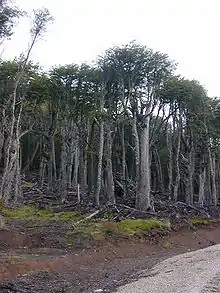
(0, 0, 23, 42)
(0, 8, 53, 204)
(101, 42, 175, 210)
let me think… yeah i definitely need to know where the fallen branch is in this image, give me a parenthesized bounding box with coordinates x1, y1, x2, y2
(117, 204, 157, 216)
(73, 210, 100, 227)
(176, 202, 210, 217)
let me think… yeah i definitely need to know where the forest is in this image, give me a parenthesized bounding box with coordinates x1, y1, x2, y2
(1, 2, 220, 293)
(1, 0, 220, 214)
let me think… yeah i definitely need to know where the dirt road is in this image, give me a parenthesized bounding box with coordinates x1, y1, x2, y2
(117, 244, 220, 293)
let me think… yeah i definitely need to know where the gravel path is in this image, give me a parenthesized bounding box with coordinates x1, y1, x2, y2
(117, 245, 220, 293)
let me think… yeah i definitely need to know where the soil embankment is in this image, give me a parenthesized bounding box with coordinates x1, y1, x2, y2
(0, 220, 220, 292)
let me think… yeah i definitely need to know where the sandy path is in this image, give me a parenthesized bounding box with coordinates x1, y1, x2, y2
(117, 244, 220, 293)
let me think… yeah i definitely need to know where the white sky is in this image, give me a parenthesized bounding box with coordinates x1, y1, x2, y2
(2, 0, 220, 97)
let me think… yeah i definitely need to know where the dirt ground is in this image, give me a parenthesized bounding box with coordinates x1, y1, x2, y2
(0, 220, 220, 293)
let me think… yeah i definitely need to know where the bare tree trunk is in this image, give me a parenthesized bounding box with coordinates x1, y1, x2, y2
(121, 123, 127, 198)
(72, 137, 79, 188)
(79, 143, 86, 196)
(0, 137, 21, 204)
(173, 115, 181, 202)
(136, 114, 151, 211)
(47, 137, 54, 191)
(186, 147, 195, 205)
(0, 107, 5, 163)
(154, 146, 163, 191)
(95, 118, 104, 206)
(132, 112, 140, 184)
(105, 121, 115, 205)
(60, 121, 68, 202)
(208, 150, 217, 206)
(198, 167, 206, 206)
(88, 150, 94, 194)
(166, 126, 173, 198)
(67, 137, 74, 189)
(52, 138, 57, 181)
(79, 120, 90, 196)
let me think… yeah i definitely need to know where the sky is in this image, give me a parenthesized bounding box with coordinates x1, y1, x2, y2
(2, 0, 220, 97)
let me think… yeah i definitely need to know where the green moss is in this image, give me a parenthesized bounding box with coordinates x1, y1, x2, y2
(66, 241, 73, 248)
(162, 241, 170, 249)
(74, 218, 170, 240)
(2, 205, 170, 241)
(22, 182, 34, 188)
(2, 205, 39, 220)
(189, 216, 217, 226)
(104, 218, 170, 236)
(103, 213, 117, 219)
(1, 205, 83, 223)
(60, 211, 83, 222)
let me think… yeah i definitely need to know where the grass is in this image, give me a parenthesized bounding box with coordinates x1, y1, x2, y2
(161, 241, 170, 249)
(74, 218, 171, 240)
(1, 205, 83, 223)
(22, 182, 35, 188)
(189, 216, 217, 226)
(1, 205, 171, 241)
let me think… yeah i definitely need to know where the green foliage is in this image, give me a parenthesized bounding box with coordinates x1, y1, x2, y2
(0, 0, 24, 40)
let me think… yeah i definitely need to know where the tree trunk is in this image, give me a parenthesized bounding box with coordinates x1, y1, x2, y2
(208, 150, 217, 206)
(105, 121, 115, 205)
(72, 138, 79, 188)
(52, 138, 57, 181)
(185, 147, 194, 205)
(166, 126, 173, 198)
(79, 142, 86, 196)
(173, 115, 181, 202)
(0, 107, 5, 163)
(47, 136, 54, 191)
(198, 167, 206, 206)
(132, 112, 140, 184)
(136, 114, 151, 211)
(95, 119, 104, 206)
(121, 123, 127, 198)
(0, 137, 21, 203)
(154, 146, 163, 192)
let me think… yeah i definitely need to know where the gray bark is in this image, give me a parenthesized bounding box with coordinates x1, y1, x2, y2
(198, 167, 206, 206)
(105, 121, 115, 205)
(185, 148, 195, 205)
(132, 112, 140, 184)
(166, 126, 173, 198)
(95, 95, 104, 206)
(173, 118, 181, 202)
(72, 136, 79, 188)
(136, 113, 151, 211)
(208, 150, 217, 206)
(121, 123, 127, 198)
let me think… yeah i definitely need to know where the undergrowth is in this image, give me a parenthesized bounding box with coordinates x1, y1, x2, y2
(74, 218, 171, 240)
(0, 205, 171, 240)
(1, 205, 83, 222)
(189, 216, 217, 226)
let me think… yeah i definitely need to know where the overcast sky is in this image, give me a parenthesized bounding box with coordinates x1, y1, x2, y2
(2, 0, 220, 96)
